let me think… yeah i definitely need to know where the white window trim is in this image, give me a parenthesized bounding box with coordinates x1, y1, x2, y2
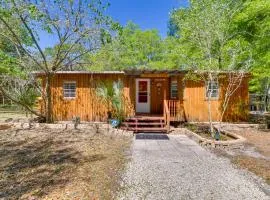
(170, 80, 178, 99)
(63, 81, 76, 99)
(205, 81, 219, 99)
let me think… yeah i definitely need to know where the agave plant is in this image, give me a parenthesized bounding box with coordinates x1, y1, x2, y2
(96, 80, 125, 122)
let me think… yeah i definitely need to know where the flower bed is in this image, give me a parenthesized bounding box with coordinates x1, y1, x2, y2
(183, 123, 246, 149)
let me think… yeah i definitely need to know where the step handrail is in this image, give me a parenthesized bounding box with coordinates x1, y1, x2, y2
(163, 100, 170, 132)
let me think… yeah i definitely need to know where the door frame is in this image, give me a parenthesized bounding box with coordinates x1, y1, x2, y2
(135, 78, 151, 113)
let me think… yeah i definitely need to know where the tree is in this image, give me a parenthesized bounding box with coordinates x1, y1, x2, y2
(171, 0, 252, 135)
(167, 9, 180, 37)
(233, 0, 270, 111)
(0, 0, 112, 122)
(86, 21, 168, 70)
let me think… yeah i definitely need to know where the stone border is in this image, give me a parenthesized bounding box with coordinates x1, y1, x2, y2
(0, 122, 134, 136)
(0, 121, 134, 136)
(183, 128, 246, 149)
(188, 122, 259, 129)
(0, 122, 108, 130)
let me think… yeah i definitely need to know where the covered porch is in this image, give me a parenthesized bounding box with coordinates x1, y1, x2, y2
(123, 69, 187, 133)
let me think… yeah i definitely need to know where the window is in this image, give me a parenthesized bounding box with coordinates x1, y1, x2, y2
(63, 81, 76, 98)
(206, 81, 219, 98)
(138, 80, 148, 103)
(170, 80, 178, 99)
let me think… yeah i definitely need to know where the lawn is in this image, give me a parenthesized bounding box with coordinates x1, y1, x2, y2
(0, 126, 132, 199)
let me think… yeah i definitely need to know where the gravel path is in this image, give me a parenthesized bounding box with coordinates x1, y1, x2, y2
(118, 134, 270, 200)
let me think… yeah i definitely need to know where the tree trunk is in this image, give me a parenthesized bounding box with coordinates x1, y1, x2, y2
(207, 95, 214, 136)
(264, 82, 269, 112)
(206, 75, 214, 137)
(45, 73, 53, 123)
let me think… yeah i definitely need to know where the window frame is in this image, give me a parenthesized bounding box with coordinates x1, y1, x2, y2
(205, 81, 219, 99)
(63, 81, 76, 99)
(170, 80, 178, 99)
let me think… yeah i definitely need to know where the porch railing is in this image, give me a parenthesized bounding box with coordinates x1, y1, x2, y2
(163, 100, 170, 132)
(167, 100, 180, 121)
(164, 100, 183, 122)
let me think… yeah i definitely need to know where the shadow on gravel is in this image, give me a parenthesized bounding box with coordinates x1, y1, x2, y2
(136, 134, 169, 140)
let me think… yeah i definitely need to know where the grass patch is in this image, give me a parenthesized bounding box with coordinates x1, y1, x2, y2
(232, 155, 270, 185)
(0, 127, 132, 199)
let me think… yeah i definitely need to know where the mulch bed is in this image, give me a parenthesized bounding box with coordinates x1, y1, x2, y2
(184, 123, 234, 141)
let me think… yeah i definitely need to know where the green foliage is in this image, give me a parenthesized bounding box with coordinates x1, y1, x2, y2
(86, 21, 180, 70)
(0, 50, 18, 74)
(170, 0, 253, 72)
(17, 87, 38, 108)
(96, 80, 125, 121)
(233, 0, 270, 94)
(0, 0, 113, 122)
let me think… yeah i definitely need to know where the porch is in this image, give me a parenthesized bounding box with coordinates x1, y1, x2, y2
(122, 100, 184, 133)
(123, 69, 186, 133)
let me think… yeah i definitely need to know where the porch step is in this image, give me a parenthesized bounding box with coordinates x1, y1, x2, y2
(122, 116, 168, 133)
(122, 127, 168, 132)
(122, 122, 165, 126)
(125, 117, 164, 121)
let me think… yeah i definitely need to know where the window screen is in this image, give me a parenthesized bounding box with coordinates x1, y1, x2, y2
(206, 81, 219, 98)
(170, 80, 178, 99)
(63, 82, 76, 98)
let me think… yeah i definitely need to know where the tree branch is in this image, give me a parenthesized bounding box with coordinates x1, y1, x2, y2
(0, 86, 44, 118)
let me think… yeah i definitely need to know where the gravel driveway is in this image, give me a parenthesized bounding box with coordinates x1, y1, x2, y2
(118, 134, 270, 200)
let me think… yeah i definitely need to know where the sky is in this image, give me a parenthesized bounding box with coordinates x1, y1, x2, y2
(39, 0, 189, 49)
(106, 0, 189, 37)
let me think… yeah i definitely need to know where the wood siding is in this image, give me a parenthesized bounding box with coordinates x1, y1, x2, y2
(45, 74, 135, 121)
(174, 75, 249, 122)
(40, 73, 249, 122)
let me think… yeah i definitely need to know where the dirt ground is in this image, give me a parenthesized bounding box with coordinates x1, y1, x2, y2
(0, 126, 132, 199)
(214, 126, 270, 185)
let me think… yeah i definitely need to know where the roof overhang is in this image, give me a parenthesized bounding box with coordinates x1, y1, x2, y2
(32, 71, 125, 77)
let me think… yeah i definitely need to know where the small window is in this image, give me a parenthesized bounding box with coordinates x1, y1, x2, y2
(170, 80, 178, 99)
(206, 81, 219, 98)
(63, 81, 76, 98)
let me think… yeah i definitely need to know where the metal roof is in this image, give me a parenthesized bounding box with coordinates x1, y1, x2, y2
(123, 69, 186, 75)
(33, 71, 125, 76)
(32, 69, 249, 76)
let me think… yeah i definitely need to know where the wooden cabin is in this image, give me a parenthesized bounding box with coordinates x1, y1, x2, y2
(37, 70, 249, 132)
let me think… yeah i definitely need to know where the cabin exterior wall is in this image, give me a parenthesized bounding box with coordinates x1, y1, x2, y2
(39, 73, 249, 122)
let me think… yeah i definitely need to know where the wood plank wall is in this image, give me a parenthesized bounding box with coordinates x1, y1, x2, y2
(48, 74, 135, 121)
(175, 75, 249, 122)
(39, 73, 249, 122)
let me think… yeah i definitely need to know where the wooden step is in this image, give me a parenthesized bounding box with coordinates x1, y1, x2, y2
(122, 127, 168, 133)
(125, 117, 164, 121)
(122, 122, 165, 126)
(122, 115, 168, 133)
